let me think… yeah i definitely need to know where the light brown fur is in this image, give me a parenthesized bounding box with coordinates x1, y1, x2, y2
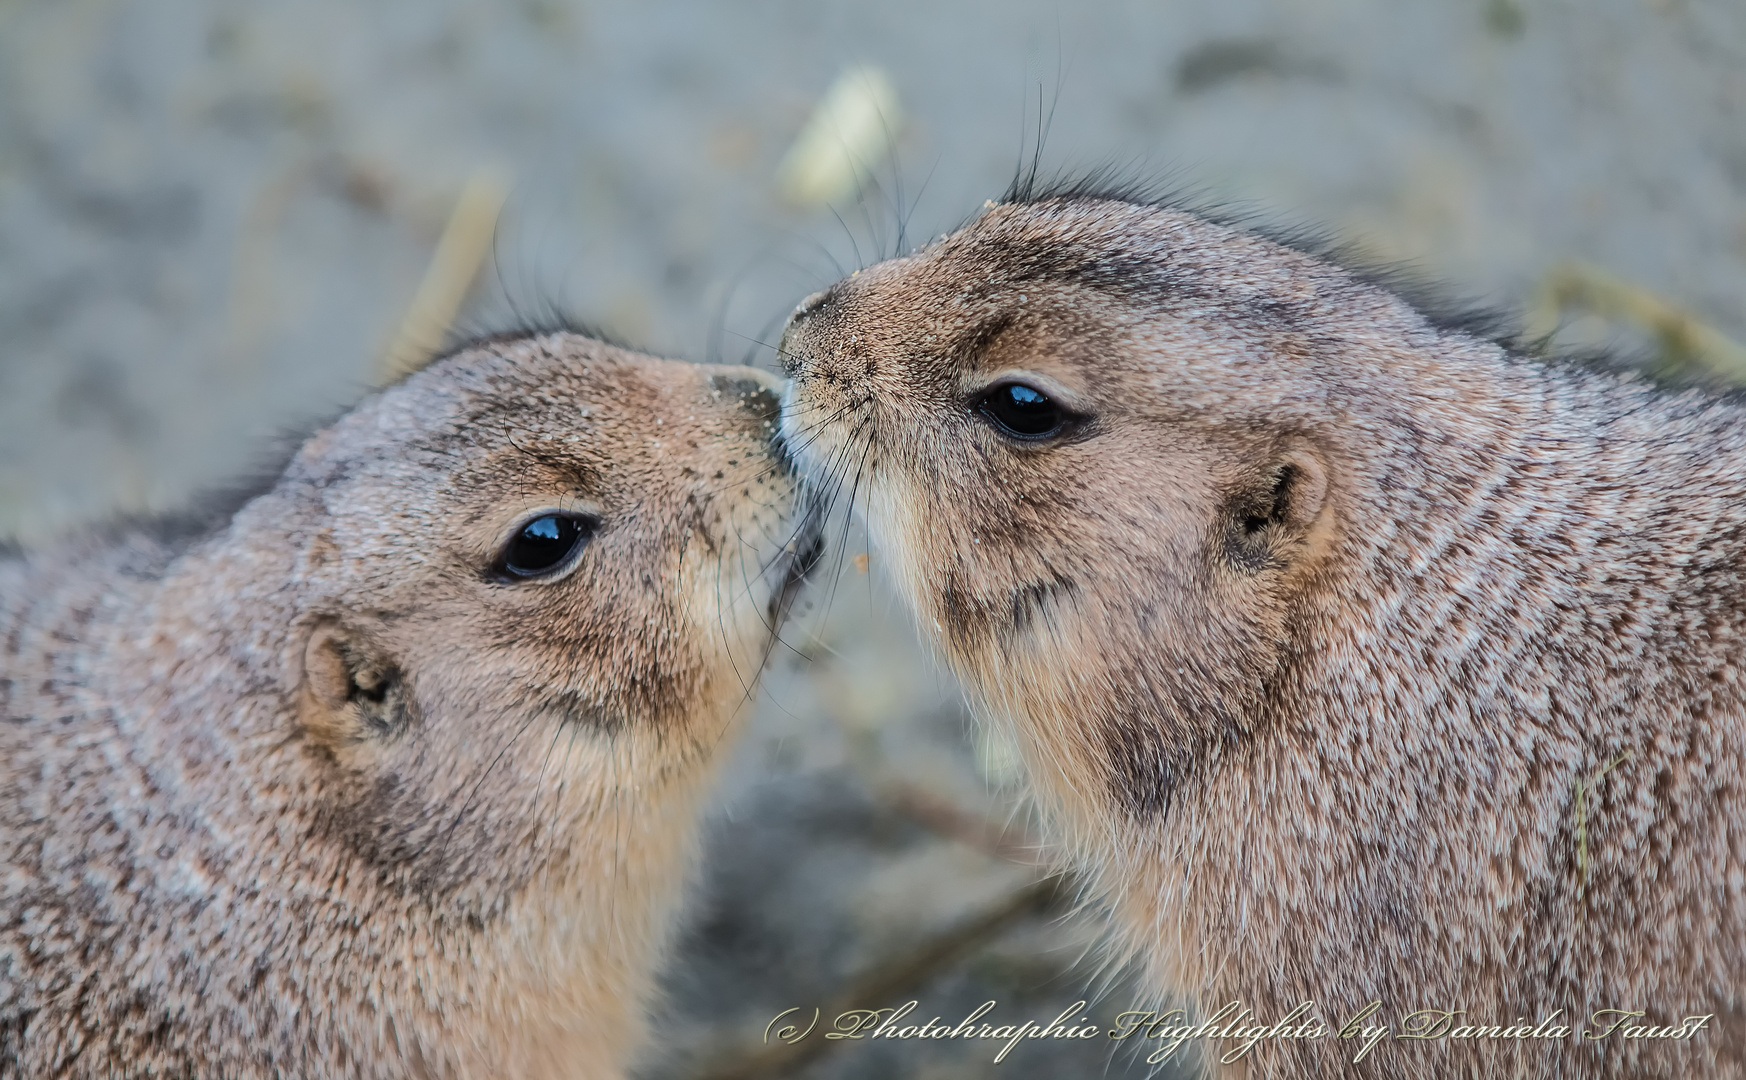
(780, 193, 1745, 1077)
(0, 333, 818, 1079)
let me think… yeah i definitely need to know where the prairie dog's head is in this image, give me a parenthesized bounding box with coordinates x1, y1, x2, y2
(222, 333, 819, 895)
(779, 195, 1507, 821)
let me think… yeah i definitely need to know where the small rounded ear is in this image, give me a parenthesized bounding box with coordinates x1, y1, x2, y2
(1219, 442, 1334, 574)
(300, 621, 410, 750)
(1275, 445, 1330, 531)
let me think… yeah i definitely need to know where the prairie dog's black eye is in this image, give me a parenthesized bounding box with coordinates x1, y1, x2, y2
(978, 382, 1066, 440)
(495, 513, 596, 581)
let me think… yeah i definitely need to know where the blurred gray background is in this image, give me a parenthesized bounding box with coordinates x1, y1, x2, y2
(3, 1, 1743, 1076)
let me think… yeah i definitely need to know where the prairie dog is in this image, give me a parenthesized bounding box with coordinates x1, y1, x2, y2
(0, 333, 820, 1079)
(778, 191, 1744, 1077)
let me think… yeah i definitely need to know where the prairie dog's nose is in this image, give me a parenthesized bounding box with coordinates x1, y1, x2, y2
(709, 364, 783, 394)
(779, 288, 836, 376)
(707, 365, 784, 424)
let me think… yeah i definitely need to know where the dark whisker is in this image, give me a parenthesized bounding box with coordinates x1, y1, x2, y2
(901, 153, 945, 257)
(827, 203, 865, 274)
(432, 704, 546, 867)
(820, 417, 879, 622)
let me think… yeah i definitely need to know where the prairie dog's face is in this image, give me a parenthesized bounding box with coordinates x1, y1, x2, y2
(257, 334, 819, 891)
(779, 197, 1361, 819)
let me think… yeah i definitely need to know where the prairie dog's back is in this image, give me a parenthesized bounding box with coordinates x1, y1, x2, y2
(0, 537, 168, 751)
(0, 537, 228, 1072)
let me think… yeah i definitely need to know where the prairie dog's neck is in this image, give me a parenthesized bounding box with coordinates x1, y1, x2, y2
(1076, 358, 1746, 1019)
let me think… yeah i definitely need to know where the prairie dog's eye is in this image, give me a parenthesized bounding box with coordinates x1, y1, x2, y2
(977, 382, 1066, 440)
(494, 512, 597, 581)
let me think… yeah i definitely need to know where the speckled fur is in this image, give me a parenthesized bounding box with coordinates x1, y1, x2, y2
(0, 334, 814, 1079)
(780, 196, 1745, 1077)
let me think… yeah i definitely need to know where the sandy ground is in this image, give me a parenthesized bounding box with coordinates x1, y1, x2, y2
(2, 1, 1744, 1076)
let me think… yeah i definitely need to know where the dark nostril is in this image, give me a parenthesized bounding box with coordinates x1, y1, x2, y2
(708, 374, 783, 421)
(781, 287, 845, 377)
(777, 323, 807, 377)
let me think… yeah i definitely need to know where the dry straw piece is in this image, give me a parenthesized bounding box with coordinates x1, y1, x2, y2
(1528, 260, 1746, 384)
(776, 65, 903, 207)
(378, 169, 510, 384)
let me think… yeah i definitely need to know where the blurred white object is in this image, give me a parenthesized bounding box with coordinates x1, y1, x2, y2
(777, 65, 902, 207)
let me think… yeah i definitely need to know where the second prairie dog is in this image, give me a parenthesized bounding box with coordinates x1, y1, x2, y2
(779, 191, 1744, 1077)
(0, 334, 820, 1079)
